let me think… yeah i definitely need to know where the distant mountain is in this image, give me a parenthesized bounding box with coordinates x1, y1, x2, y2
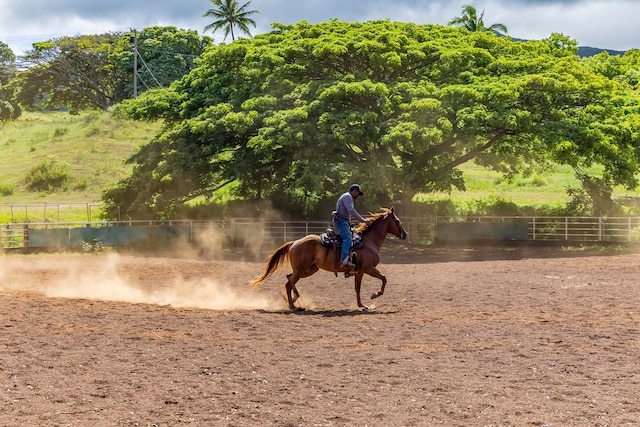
(576, 46, 626, 57)
(502, 34, 627, 58)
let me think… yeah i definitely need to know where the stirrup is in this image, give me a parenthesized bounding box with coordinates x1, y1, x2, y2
(340, 258, 355, 268)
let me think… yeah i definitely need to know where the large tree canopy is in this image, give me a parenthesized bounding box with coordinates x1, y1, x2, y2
(16, 27, 212, 111)
(17, 33, 123, 111)
(107, 20, 640, 219)
(0, 40, 20, 121)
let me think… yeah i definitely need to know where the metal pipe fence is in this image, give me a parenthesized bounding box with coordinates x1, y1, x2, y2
(441, 216, 640, 243)
(0, 203, 103, 223)
(2, 216, 640, 249)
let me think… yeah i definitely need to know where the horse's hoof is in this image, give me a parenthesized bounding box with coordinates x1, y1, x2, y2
(371, 291, 382, 299)
(291, 306, 305, 312)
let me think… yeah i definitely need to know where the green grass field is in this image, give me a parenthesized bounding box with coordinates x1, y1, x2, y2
(0, 111, 160, 222)
(415, 161, 640, 213)
(415, 163, 575, 205)
(0, 111, 159, 201)
(1, 111, 638, 222)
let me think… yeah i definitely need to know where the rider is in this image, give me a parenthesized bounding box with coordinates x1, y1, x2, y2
(335, 184, 370, 269)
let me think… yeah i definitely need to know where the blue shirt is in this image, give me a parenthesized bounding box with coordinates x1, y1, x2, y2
(335, 192, 366, 222)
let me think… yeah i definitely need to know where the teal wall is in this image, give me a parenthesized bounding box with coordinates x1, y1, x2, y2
(29, 229, 70, 248)
(28, 226, 192, 248)
(437, 222, 528, 242)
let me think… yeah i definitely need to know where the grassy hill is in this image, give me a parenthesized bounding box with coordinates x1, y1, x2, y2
(0, 111, 638, 222)
(0, 111, 160, 222)
(0, 111, 160, 202)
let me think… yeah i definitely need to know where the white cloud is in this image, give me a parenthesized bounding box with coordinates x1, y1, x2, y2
(0, 0, 637, 55)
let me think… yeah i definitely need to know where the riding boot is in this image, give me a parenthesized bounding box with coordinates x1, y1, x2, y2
(340, 257, 355, 268)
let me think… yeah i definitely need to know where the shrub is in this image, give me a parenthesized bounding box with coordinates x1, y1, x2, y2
(73, 179, 88, 191)
(24, 156, 72, 192)
(530, 173, 547, 187)
(85, 125, 100, 137)
(0, 183, 14, 196)
(53, 127, 68, 138)
(81, 238, 104, 254)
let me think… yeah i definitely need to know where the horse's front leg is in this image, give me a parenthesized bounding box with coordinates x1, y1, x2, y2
(365, 267, 387, 300)
(354, 273, 366, 309)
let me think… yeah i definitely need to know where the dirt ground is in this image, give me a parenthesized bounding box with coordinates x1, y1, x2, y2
(1, 244, 640, 426)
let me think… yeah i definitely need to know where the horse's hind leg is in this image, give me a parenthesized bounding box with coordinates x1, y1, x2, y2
(284, 264, 318, 310)
(286, 273, 301, 305)
(285, 273, 302, 311)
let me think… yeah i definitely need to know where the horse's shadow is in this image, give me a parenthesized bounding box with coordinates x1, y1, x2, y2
(258, 308, 397, 317)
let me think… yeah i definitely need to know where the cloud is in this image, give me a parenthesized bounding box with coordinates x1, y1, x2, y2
(0, 0, 638, 54)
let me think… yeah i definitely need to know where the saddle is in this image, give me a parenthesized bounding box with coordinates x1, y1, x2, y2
(320, 227, 363, 249)
(320, 223, 363, 277)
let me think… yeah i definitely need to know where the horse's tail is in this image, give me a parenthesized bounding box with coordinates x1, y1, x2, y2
(250, 241, 294, 288)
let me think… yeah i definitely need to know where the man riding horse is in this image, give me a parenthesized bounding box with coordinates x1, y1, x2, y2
(334, 184, 371, 269)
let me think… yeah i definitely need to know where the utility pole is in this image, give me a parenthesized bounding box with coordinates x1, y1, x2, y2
(131, 29, 138, 98)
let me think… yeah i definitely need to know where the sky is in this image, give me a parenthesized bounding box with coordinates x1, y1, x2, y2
(0, 0, 638, 55)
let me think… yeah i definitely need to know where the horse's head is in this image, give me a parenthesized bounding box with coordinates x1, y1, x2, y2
(387, 207, 408, 240)
(358, 207, 407, 240)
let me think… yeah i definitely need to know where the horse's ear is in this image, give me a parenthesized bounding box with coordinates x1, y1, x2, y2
(390, 206, 394, 214)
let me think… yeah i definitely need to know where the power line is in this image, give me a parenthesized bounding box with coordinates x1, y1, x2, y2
(130, 30, 162, 97)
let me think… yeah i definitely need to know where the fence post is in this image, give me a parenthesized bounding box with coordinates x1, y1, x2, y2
(599, 217, 603, 241)
(532, 217, 536, 240)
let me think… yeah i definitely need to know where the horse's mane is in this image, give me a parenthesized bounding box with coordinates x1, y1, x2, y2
(354, 208, 392, 234)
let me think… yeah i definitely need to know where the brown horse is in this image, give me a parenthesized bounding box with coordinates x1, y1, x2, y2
(250, 207, 408, 310)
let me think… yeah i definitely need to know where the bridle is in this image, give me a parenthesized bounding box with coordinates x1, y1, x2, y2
(390, 212, 408, 240)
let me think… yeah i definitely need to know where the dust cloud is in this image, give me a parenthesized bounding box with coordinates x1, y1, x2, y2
(0, 252, 281, 311)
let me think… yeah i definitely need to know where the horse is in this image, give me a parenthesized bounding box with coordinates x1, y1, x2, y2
(250, 207, 408, 310)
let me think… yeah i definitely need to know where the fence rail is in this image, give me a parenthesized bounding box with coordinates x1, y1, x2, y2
(0, 203, 103, 223)
(443, 216, 640, 243)
(2, 216, 640, 249)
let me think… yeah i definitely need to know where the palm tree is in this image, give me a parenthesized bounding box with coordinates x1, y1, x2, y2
(448, 4, 508, 34)
(202, 0, 259, 42)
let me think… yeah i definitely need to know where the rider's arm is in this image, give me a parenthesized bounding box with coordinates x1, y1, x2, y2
(346, 198, 366, 222)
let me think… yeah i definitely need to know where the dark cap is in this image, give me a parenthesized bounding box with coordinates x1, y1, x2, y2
(349, 184, 364, 195)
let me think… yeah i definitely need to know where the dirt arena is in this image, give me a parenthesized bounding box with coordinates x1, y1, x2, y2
(1, 244, 640, 426)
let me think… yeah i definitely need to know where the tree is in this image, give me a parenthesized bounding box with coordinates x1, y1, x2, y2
(16, 28, 212, 111)
(203, 0, 259, 42)
(106, 21, 640, 219)
(448, 4, 508, 34)
(0, 84, 21, 122)
(0, 40, 21, 121)
(565, 48, 640, 214)
(110, 26, 213, 100)
(17, 34, 122, 111)
(0, 41, 16, 84)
